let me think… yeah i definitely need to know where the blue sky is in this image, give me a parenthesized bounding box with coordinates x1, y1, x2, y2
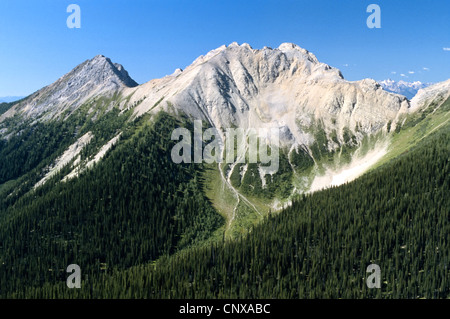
(0, 0, 449, 96)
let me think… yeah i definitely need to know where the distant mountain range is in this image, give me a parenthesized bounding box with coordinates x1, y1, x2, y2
(0, 96, 24, 103)
(379, 79, 432, 100)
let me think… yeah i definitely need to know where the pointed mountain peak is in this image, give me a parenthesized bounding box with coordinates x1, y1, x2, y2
(92, 54, 107, 60)
(77, 55, 138, 88)
(0, 55, 138, 122)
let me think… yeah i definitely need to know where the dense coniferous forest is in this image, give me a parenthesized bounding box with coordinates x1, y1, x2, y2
(0, 113, 224, 297)
(0, 109, 448, 298)
(0, 105, 132, 210)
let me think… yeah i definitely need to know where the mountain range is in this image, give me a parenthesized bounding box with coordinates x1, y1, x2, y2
(0, 42, 448, 299)
(0, 96, 24, 103)
(379, 79, 433, 100)
(2, 42, 449, 222)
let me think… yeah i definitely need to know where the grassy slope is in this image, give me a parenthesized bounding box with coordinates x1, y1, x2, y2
(374, 96, 450, 169)
(1, 92, 448, 297)
(13, 97, 449, 299)
(208, 96, 450, 237)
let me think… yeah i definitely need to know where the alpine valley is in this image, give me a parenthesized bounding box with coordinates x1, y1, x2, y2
(0, 43, 448, 298)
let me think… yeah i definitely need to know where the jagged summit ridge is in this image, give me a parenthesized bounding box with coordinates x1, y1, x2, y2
(128, 42, 408, 147)
(191, 42, 320, 66)
(0, 42, 417, 149)
(187, 42, 328, 77)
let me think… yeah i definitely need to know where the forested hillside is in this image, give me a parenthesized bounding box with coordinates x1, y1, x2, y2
(2, 110, 448, 298)
(0, 112, 224, 297)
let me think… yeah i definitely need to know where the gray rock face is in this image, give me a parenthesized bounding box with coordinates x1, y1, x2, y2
(129, 42, 410, 147)
(410, 79, 450, 112)
(0, 55, 137, 122)
(3, 43, 432, 151)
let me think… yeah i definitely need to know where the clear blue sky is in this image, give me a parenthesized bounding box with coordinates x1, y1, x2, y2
(0, 0, 449, 96)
